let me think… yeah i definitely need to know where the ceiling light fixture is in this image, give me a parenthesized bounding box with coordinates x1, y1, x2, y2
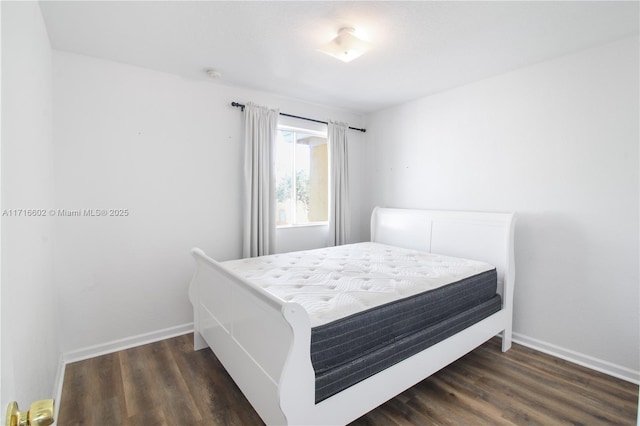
(318, 27, 369, 63)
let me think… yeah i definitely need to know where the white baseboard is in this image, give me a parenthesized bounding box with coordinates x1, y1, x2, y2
(63, 323, 194, 364)
(512, 332, 639, 385)
(52, 353, 65, 425)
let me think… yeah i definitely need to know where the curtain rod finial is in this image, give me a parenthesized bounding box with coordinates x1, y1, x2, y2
(231, 101, 245, 112)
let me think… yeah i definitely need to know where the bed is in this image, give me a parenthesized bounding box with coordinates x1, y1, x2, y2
(188, 207, 516, 425)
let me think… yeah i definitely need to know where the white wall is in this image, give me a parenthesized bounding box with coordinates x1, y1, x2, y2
(52, 51, 365, 354)
(365, 36, 639, 377)
(1, 1, 60, 407)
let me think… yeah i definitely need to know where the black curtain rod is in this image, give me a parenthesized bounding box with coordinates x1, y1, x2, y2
(231, 102, 366, 133)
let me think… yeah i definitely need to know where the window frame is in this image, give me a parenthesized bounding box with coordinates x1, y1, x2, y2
(275, 124, 329, 229)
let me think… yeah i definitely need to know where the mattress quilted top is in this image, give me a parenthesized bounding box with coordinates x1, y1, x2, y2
(221, 242, 494, 327)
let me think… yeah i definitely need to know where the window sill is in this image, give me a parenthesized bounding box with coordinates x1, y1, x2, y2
(277, 222, 329, 229)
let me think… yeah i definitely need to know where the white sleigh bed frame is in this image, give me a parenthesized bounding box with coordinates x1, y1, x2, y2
(189, 207, 516, 425)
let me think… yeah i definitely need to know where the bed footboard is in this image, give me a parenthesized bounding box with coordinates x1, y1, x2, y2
(189, 248, 315, 425)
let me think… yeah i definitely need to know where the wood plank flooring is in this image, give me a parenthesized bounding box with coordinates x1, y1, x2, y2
(57, 334, 638, 425)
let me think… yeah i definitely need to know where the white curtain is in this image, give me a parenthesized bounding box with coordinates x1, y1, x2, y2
(328, 121, 350, 246)
(242, 102, 279, 258)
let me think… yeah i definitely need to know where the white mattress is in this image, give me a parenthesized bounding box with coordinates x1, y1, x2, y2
(221, 242, 494, 327)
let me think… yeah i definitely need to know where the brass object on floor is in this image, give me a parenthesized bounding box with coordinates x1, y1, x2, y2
(5, 400, 54, 426)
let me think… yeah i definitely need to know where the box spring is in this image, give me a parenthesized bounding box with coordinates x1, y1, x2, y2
(312, 269, 500, 402)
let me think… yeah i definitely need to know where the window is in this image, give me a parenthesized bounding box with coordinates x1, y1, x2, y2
(275, 127, 328, 226)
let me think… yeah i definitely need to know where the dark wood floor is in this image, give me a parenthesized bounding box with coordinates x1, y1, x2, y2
(57, 334, 638, 425)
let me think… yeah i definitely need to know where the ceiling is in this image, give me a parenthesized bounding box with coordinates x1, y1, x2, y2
(39, 1, 639, 113)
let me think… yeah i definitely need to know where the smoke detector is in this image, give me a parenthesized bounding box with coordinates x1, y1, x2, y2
(205, 68, 222, 79)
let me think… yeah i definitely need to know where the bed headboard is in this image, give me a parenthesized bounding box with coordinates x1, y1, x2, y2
(371, 207, 516, 298)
